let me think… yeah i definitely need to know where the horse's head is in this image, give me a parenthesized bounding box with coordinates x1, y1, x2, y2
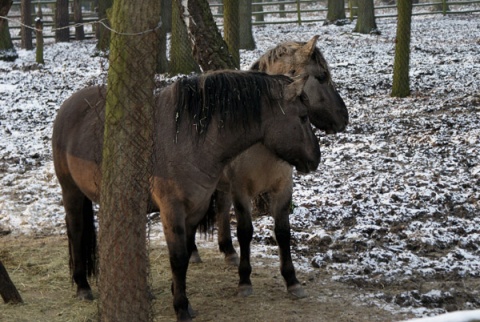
(251, 36, 348, 134)
(262, 76, 320, 174)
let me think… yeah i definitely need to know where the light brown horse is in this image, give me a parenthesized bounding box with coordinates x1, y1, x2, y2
(190, 36, 348, 298)
(52, 70, 320, 322)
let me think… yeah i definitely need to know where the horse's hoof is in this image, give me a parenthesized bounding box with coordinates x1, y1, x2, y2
(76, 289, 94, 301)
(224, 253, 239, 267)
(188, 302, 197, 318)
(177, 304, 195, 322)
(189, 251, 202, 264)
(237, 284, 253, 297)
(288, 284, 307, 299)
(148, 289, 156, 300)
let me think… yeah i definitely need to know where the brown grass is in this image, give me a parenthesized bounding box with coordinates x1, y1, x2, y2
(1, 234, 407, 322)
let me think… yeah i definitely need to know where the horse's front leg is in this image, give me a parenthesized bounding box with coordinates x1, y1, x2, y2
(233, 194, 254, 297)
(161, 207, 193, 322)
(271, 189, 306, 298)
(215, 190, 239, 266)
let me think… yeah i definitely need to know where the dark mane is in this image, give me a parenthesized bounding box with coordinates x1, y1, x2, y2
(174, 70, 292, 137)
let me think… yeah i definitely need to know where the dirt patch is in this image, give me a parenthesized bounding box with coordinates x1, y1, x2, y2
(1, 234, 412, 322)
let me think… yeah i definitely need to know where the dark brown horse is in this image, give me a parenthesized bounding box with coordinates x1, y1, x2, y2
(52, 70, 320, 321)
(190, 36, 348, 298)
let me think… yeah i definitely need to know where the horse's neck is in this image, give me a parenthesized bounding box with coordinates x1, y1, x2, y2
(198, 122, 264, 171)
(155, 93, 263, 183)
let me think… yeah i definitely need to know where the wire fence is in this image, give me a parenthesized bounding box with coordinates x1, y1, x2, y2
(1, 1, 478, 320)
(5, 0, 480, 40)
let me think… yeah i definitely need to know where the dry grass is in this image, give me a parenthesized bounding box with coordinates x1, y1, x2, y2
(1, 235, 97, 322)
(1, 234, 406, 322)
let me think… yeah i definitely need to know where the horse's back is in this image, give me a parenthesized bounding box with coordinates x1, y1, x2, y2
(52, 86, 106, 202)
(223, 143, 293, 198)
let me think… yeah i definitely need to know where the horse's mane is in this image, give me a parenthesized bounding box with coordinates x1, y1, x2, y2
(251, 41, 332, 83)
(174, 70, 293, 136)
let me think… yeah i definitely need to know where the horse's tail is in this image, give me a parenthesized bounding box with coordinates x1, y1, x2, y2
(82, 197, 97, 277)
(198, 192, 217, 236)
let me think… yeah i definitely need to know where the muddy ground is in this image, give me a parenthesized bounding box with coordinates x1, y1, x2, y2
(4, 234, 476, 322)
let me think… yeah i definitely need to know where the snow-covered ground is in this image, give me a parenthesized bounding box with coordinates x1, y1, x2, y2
(1, 14, 479, 319)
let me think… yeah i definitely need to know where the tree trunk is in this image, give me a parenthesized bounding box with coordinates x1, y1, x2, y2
(253, 0, 264, 23)
(170, 0, 200, 75)
(433, 0, 450, 14)
(326, 0, 346, 24)
(0, 260, 23, 304)
(35, 17, 44, 64)
(156, 19, 168, 73)
(55, 0, 69, 42)
(73, 0, 84, 40)
(353, 0, 378, 34)
(239, 0, 255, 50)
(180, 0, 237, 71)
(0, 0, 18, 61)
(349, 0, 358, 20)
(21, 0, 33, 50)
(98, 0, 160, 320)
(391, 0, 412, 98)
(224, 0, 240, 68)
(161, 0, 172, 33)
(96, 0, 112, 51)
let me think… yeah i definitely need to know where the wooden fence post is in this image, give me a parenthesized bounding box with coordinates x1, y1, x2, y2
(35, 17, 44, 64)
(21, 0, 32, 49)
(296, 0, 302, 25)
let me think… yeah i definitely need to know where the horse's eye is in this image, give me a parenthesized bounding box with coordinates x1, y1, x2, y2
(315, 74, 327, 83)
(289, 69, 296, 76)
(300, 115, 308, 124)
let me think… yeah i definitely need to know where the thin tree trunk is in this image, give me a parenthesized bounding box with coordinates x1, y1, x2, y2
(156, 20, 168, 73)
(349, 0, 358, 20)
(180, 0, 237, 71)
(96, 0, 112, 51)
(433, 0, 450, 14)
(279, 0, 286, 18)
(55, 0, 69, 42)
(0, 0, 18, 61)
(253, 0, 264, 23)
(21, 0, 33, 49)
(73, 0, 84, 40)
(35, 17, 44, 64)
(326, 0, 346, 24)
(224, 0, 240, 68)
(239, 0, 255, 50)
(170, 0, 200, 75)
(0, 260, 23, 304)
(391, 0, 412, 98)
(98, 0, 160, 320)
(161, 0, 172, 33)
(353, 0, 379, 34)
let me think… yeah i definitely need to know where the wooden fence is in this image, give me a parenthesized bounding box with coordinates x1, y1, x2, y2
(6, 0, 480, 40)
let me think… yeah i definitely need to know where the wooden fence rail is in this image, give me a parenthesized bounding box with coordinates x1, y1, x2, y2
(5, 0, 480, 40)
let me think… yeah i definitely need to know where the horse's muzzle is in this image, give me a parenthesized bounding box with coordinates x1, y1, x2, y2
(295, 158, 320, 174)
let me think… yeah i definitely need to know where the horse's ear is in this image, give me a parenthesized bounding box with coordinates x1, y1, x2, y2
(285, 74, 308, 101)
(250, 60, 261, 70)
(298, 35, 320, 59)
(251, 59, 268, 71)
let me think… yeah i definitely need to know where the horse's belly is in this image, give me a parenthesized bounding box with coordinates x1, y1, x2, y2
(67, 154, 102, 202)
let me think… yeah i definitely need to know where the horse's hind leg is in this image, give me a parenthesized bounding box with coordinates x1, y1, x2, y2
(233, 194, 254, 297)
(189, 235, 202, 264)
(63, 187, 96, 300)
(270, 187, 306, 298)
(216, 190, 239, 266)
